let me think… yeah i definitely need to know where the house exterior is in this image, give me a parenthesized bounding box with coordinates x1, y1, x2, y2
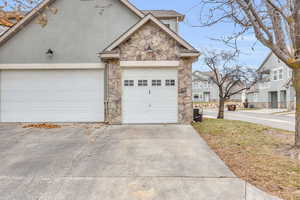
(247, 53, 295, 110)
(192, 71, 218, 102)
(0, 0, 200, 124)
(0, 26, 7, 36)
(192, 70, 245, 103)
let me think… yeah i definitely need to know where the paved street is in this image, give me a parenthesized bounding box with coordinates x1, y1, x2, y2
(203, 109, 295, 131)
(0, 124, 280, 200)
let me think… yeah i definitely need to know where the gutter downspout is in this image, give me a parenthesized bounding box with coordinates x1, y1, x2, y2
(104, 63, 109, 123)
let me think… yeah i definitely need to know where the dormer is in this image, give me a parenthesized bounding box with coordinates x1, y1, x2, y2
(142, 10, 185, 33)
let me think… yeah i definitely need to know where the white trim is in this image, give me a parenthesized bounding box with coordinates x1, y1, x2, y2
(120, 0, 145, 18)
(105, 14, 196, 51)
(99, 53, 120, 59)
(0, 63, 105, 70)
(120, 61, 180, 68)
(180, 52, 201, 58)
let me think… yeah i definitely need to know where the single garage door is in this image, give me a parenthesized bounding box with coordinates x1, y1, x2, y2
(0, 69, 104, 122)
(122, 68, 178, 123)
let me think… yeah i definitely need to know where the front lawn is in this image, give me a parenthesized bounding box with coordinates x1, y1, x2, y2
(193, 119, 300, 200)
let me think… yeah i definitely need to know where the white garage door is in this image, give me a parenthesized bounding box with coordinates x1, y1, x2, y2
(0, 69, 104, 122)
(122, 68, 178, 124)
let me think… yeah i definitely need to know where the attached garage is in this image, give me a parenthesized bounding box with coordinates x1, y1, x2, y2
(0, 9, 199, 125)
(0, 69, 104, 122)
(122, 68, 178, 124)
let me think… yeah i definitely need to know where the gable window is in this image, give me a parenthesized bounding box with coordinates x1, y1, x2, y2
(124, 80, 134, 86)
(152, 80, 162, 86)
(278, 69, 283, 80)
(193, 82, 199, 88)
(204, 81, 209, 88)
(166, 79, 175, 86)
(273, 70, 278, 81)
(138, 80, 148, 86)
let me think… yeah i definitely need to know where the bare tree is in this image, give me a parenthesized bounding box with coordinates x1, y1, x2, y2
(0, 0, 57, 27)
(203, 50, 256, 119)
(197, 0, 300, 147)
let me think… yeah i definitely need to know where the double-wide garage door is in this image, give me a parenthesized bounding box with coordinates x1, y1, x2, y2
(0, 69, 104, 122)
(122, 68, 178, 124)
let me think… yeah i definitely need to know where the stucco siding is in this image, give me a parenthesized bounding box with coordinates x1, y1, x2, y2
(0, 0, 140, 64)
(160, 19, 178, 33)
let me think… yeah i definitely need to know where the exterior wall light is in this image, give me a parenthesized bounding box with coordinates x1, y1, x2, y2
(46, 48, 54, 57)
(146, 45, 154, 53)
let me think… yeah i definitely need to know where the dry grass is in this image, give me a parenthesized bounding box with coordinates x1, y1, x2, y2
(23, 123, 62, 129)
(193, 119, 300, 200)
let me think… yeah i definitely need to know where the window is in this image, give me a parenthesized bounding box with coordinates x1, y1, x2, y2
(204, 81, 209, 88)
(193, 82, 199, 88)
(124, 80, 134, 86)
(273, 69, 283, 81)
(166, 79, 175, 86)
(152, 80, 162, 86)
(194, 95, 199, 99)
(273, 70, 278, 81)
(138, 80, 148, 86)
(289, 70, 293, 78)
(278, 69, 283, 80)
(164, 23, 170, 28)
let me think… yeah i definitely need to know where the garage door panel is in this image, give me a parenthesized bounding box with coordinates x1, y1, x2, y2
(122, 68, 178, 124)
(1, 69, 104, 122)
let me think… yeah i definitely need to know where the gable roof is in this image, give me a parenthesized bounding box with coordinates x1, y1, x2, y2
(142, 10, 184, 21)
(0, 0, 145, 47)
(121, 0, 145, 18)
(103, 14, 197, 52)
(192, 71, 214, 82)
(257, 52, 272, 72)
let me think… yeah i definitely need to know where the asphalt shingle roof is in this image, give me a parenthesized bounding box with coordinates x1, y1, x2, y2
(142, 10, 185, 21)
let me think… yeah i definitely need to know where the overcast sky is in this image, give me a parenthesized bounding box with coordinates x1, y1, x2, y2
(130, 0, 270, 71)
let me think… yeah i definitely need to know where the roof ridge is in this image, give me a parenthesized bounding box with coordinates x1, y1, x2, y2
(101, 13, 197, 52)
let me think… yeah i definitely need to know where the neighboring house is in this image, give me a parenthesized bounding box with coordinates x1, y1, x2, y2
(247, 53, 295, 110)
(0, 0, 200, 124)
(192, 71, 218, 102)
(192, 70, 246, 103)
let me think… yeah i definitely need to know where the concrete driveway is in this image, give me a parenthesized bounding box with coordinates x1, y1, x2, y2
(0, 124, 280, 200)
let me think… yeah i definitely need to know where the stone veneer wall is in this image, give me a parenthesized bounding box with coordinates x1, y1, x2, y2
(105, 21, 195, 124)
(178, 59, 193, 124)
(119, 22, 180, 61)
(107, 60, 122, 124)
